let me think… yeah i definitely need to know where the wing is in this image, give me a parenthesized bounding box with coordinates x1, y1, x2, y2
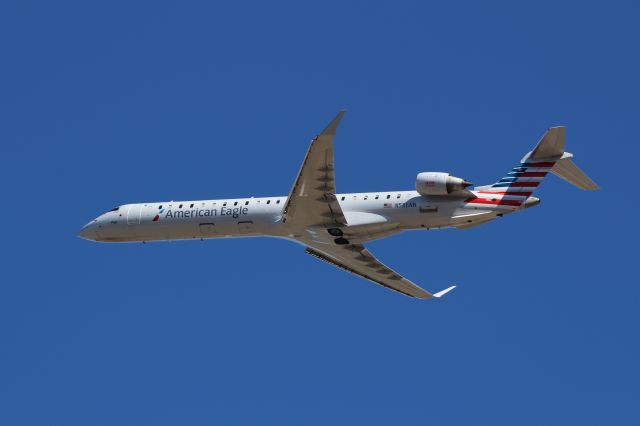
(282, 111, 347, 227)
(304, 242, 456, 299)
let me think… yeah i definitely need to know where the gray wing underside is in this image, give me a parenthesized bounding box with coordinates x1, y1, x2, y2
(282, 111, 347, 227)
(304, 242, 455, 299)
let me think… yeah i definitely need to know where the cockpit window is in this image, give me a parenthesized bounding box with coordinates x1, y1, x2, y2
(110, 207, 119, 212)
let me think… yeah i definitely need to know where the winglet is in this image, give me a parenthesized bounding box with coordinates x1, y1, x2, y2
(433, 285, 456, 298)
(320, 110, 346, 136)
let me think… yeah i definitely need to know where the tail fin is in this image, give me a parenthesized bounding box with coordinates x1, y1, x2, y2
(476, 127, 599, 199)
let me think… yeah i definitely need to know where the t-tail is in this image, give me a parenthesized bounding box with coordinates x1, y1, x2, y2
(473, 126, 599, 208)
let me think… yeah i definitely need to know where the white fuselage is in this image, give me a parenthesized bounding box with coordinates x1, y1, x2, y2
(78, 189, 535, 243)
(76, 113, 595, 299)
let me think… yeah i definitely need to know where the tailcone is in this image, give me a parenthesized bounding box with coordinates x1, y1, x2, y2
(523, 196, 541, 209)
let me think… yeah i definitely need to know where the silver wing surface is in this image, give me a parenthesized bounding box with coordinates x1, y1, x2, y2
(304, 242, 456, 299)
(282, 111, 347, 227)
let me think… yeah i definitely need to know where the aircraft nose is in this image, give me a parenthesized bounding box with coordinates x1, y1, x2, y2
(78, 221, 98, 241)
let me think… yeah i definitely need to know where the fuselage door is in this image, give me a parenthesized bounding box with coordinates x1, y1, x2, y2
(127, 204, 142, 225)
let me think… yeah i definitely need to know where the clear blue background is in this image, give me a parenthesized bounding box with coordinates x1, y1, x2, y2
(1, 1, 638, 424)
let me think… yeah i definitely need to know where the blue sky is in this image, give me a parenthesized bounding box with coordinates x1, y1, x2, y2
(1, 1, 639, 424)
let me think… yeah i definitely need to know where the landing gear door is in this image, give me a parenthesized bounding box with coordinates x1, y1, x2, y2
(237, 221, 255, 233)
(199, 223, 216, 235)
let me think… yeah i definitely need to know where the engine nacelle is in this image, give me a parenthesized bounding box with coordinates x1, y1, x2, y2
(416, 172, 472, 196)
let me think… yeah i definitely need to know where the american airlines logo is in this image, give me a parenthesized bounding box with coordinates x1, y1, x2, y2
(152, 208, 165, 221)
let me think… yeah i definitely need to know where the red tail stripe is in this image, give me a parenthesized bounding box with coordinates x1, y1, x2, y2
(509, 182, 539, 187)
(477, 191, 532, 196)
(523, 162, 555, 167)
(517, 172, 547, 177)
(465, 198, 522, 206)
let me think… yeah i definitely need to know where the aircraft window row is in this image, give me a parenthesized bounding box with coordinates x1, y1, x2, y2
(337, 193, 408, 202)
(154, 198, 285, 210)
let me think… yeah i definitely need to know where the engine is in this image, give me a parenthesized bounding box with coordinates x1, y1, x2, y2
(416, 172, 472, 196)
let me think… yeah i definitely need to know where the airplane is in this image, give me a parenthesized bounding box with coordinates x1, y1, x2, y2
(78, 111, 598, 299)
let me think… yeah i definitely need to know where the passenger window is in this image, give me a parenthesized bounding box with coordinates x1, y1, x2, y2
(190, 203, 194, 208)
(158, 205, 162, 209)
(386, 194, 391, 199)
(234, 201, 238, 206)
(341, 196, 345, 201)
(375, 195, 379, 200)
(276, 199, 281, 204)
(396, 194, 401, 199)
(179, 204, 183, 208)
(245, 201, 249, 205)
(364, 196, 368, 200)
(267, 200, 271, 204)
(223, 202, 227, 206)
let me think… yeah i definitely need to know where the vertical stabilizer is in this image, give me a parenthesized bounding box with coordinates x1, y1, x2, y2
(529, 126, 565, 160)
(474, 126, 599, 204)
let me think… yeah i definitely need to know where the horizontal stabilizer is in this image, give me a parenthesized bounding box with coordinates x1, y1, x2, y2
(551, 153, 599, 190)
